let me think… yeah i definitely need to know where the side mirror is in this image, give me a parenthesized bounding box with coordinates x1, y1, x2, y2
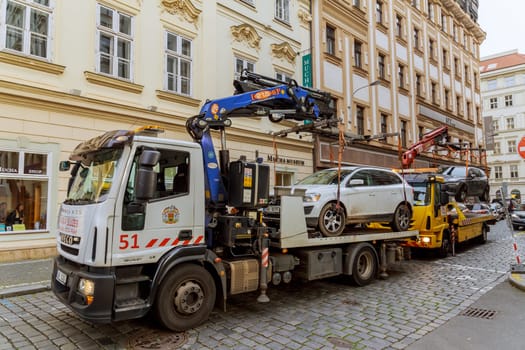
(135, 150, 160, 200)
(59, 161, 71, 171)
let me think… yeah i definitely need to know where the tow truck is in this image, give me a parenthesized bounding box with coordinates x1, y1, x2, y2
(400, 171, 494, 257)
(51, 71, 417, 331)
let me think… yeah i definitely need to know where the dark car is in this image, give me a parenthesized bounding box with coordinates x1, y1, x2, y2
(438, 166, 490, 202)
(511, 205, 525, 230)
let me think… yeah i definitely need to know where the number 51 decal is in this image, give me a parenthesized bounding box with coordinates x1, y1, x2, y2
(119, 234, 140, 249)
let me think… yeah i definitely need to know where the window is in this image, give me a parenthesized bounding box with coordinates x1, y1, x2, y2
(464, 65, 470, 83)
(508, 140, 516, 153)
(413, 28, 420, 49)
(97, 4, 133, 80)
(494, 166, 502, 180)
(505, 95, 513, 107)
(326, 24, 335, 55)
(354, 41, 362, 68)
(444, 88, 450, 109)
(165, 32, 192, 95)
(275, 71, 292, 83)
(380, 114, 388, 141)
(353, 0, 360, 7)
(456, 96, 462, 114)
(0, 151, 49, 232)
(401, 120, 407, 148)
(398, 64, 405, 88)
(431, 82, 437, 104)
(492, 120, 499, 132)
(395, 15, 403, 38)
(275, 171, 293, 186)
(442, 48, 448, 68)
(441, 14, 447, 31)
(427, 0, 434, 20)
(241, 0, 255, 5)
(428, 39, 434, 59)
(493, 142, 500, 155)
(378, 53, 385, 79)
(466, 101, 471, 119)
(376, 1, 383, 24)
(489, 97, 498, 109)
(416, 74, 422, 96)
(275, 0, 290, 23)
(507, 117, 515, 129)
(454, 57, 460, 78)
(505, 76, 515, 87)
(235, 57, 255, 79)
(511, 165, 519, 179)
(356, 106, 364, 135)
(2, 0, 52, 58)
(411, 0, 419, 9)
(487, 79, 497, 90)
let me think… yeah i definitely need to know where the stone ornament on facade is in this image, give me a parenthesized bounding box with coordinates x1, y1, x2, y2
(271, 42, 297, 63)
(160, 0, 201, 24)
(230, 23, 262, 49)
(297, 8, 312, 24)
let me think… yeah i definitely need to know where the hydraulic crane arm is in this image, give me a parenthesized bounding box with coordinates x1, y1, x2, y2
(186, 70, 335, 206)
(401, 126, 448, 168)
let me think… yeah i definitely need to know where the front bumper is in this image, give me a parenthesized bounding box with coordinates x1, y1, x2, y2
(52, 256, 115, 323)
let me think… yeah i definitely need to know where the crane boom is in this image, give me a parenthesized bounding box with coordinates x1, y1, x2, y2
(401, 126, 448, 168)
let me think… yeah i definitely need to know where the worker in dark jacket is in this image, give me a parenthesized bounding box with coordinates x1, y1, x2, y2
(6, 203, 24, 227)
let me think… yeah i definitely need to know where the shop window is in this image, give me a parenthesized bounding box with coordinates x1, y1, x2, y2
(0, 150, 49, 233)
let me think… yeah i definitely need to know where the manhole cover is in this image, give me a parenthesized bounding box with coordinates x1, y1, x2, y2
(127, 329, 188, 349)
(460, 307, 497, 320)
(327, 336, 354, 348)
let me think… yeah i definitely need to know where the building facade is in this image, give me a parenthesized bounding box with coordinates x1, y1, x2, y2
(311, 0, 485, 169)
(0, 0, 314, 260)
(480, 50, 525, 201)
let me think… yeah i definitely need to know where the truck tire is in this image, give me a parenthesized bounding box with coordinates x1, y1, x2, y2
(438, 233, 450, 258)
(478, 224, 487, 244)
(391, 203, 411, 232)
(155, 263, 216, 331)
(351, 245, 378, 286)
(319, 203, 346, 237)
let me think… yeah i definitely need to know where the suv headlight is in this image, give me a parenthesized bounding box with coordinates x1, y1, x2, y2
(303, 193, 321, 202)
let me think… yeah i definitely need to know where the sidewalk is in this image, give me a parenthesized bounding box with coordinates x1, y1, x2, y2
(0, 257, 53, 298)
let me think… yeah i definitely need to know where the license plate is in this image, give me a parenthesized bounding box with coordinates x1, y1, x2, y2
(56, 269, 67, 285)
(266, 205, 280, 214)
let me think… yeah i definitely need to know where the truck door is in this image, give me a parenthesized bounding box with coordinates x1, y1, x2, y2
(113, 146, 200, 265)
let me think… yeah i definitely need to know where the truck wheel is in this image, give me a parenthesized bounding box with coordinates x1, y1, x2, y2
(155, 264, 216, 331)
(478, 225, 487, 244)
(455, 185, 467, 202)
(351, 245, 378, 286)
(438, 233, 450, 258)
(319, 203, 346, 237)
(391, 203, 411, 232)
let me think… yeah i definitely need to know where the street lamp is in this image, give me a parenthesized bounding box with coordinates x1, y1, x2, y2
(347, 80, 381, 126)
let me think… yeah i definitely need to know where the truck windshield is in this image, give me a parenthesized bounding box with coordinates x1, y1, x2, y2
(65, 149, 123, 204)
(412, 183, 431, 206)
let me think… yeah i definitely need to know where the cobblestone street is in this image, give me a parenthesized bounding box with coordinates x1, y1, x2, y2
(0, 221, 521, 350)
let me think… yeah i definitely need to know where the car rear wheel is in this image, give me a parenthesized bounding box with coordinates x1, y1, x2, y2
(455, 185, 468, 202)
(319, 202, 346, 237)
(391, 203, 411, 232)
(480, 187, 490, 202)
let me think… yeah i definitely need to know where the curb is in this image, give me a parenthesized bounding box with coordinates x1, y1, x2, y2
(508, 273, 525, 292)
(0, 282, 51, 299)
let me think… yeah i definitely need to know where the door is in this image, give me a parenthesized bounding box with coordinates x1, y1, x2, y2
(342, 169, 378, 217)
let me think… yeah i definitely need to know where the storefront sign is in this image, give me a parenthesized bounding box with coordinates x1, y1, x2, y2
(267, 155, 305, 166)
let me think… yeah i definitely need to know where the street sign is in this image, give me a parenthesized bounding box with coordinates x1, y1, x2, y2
(518, 137, 525, 158)
(302, 54, 312, 88)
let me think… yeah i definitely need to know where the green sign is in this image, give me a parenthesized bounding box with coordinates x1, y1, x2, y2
(302, 53, 312, 88)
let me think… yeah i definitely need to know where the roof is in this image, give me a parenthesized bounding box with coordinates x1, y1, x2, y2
(480, 51, 525, 73)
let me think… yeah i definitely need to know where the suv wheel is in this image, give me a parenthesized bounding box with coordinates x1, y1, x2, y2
(391, 203, 411, 232)
(455, 185, 468, 202)
(319, 203, 346, 237)
(480, 187, 490, 202)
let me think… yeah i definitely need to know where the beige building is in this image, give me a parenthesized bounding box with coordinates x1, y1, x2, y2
(0, 0, 315, 261)
(480, 50, 525, 201)
(311, 0, 486, 169)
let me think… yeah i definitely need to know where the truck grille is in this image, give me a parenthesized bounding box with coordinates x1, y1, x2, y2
(61, 244, 79, 256)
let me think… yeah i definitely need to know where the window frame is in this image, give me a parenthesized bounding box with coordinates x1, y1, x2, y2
(165, 31, 193, 96)
(95, 3, 134, 80)
(326, 24, 336, 55)
(275, 0, 290, 23)
(1, 0, 53, 59)
(234, 56, 255, 80)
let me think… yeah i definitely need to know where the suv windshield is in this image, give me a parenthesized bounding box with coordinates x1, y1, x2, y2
(296, 169, 355, 185)
(65, 149, 123, 204)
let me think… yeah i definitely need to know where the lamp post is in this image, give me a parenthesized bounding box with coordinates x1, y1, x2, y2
(347, 80, 381, 127)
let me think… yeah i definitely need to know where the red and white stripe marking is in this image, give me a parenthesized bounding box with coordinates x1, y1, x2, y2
(146, 235, 204, 248)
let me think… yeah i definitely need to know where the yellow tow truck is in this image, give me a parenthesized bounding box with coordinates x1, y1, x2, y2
(401, 172, 495, 257)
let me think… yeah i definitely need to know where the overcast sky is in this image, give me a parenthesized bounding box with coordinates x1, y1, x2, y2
(478, 0, 525, 58)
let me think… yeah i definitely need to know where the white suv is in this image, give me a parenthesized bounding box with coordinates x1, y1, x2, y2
(290, 166, 413, 236)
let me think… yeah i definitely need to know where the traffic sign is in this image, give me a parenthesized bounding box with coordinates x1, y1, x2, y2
(519, 137, 525, 158)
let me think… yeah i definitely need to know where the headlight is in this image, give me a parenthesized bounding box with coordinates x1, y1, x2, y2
(303, 193, 321, 202)
(511, 214, 519, 219)
(78, 278, 95, 296)
(421, 236, 431, 243)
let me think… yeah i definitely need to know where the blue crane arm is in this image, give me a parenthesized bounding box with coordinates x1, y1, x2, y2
(186, 70, 334, 207)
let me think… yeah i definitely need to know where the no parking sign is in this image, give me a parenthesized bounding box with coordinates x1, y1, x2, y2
(519, 137, 525, 159)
